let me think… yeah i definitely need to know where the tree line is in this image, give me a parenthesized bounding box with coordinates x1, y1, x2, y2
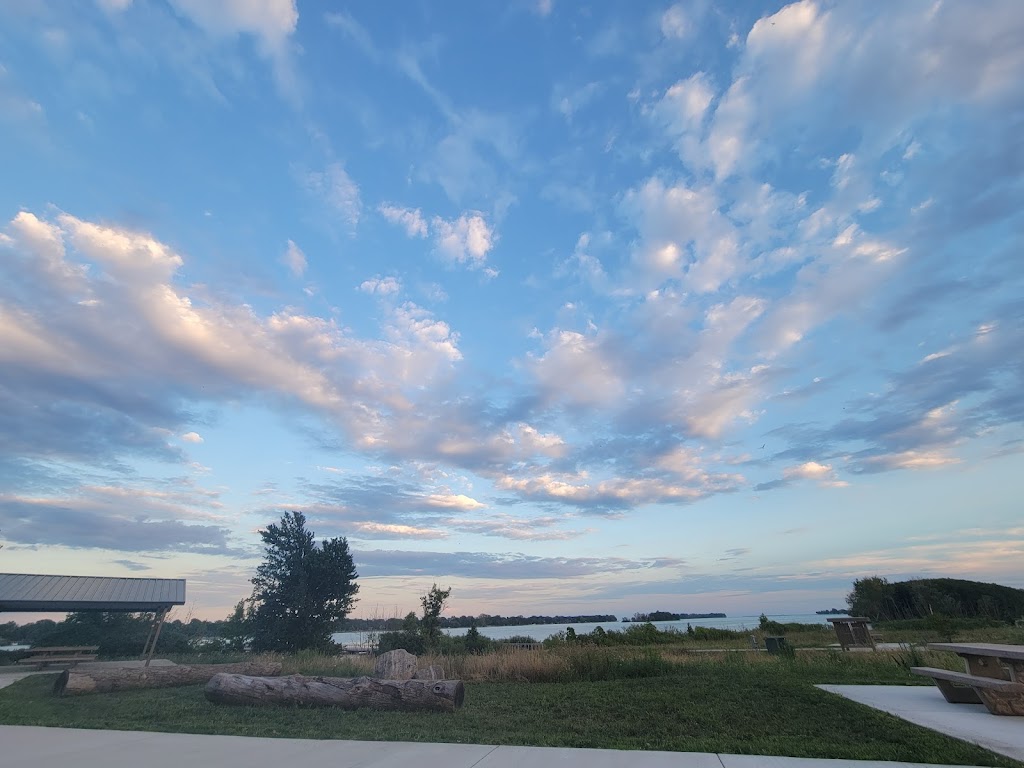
(847, 576, 1024, 623)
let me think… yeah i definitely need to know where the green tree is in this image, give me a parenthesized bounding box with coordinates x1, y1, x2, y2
(419, 583, 451, 649)
(222, 600, 250, 651)
(249, 511, 359, 652)
(463, 622, 487, 654)
(846, 576, 895, 620)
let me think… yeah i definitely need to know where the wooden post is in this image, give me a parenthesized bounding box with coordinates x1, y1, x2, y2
(142, 608, 167, 666)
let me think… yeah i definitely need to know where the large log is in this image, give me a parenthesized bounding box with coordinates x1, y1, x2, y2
(54, 661, 283, 696)
(205, 673, 465, 712)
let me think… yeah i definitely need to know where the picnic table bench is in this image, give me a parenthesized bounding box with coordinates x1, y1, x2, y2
(911, 642, 1024, 716)
(16, 646, 99, 669)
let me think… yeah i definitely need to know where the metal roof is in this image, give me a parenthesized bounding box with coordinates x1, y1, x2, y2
(0, 573, 186, 612)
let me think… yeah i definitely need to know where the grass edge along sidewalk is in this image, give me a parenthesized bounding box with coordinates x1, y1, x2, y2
(1, 655, 1022, 768)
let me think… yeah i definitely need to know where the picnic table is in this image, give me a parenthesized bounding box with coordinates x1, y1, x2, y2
(911, 642, 1024, 716)
(16, 646, 99, 669)
(826, 617, 879, 650)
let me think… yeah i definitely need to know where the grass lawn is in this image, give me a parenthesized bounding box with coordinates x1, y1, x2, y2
(1, 653, 1021, 766)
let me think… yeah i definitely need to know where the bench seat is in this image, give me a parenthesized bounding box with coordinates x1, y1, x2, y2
(18, 652, 99, 668)
(912, 666, 1024, 715)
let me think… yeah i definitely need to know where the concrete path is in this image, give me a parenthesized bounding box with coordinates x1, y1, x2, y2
(818, 685, 1024, 762)
(0, 726, 1002, 768)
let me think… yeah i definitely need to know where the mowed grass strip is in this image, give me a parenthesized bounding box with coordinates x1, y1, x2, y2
(0, 656, 1020, 767)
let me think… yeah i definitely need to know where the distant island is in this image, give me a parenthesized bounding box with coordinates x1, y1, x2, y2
(815, 609, 848, 615)
(622, 611, 727, 622)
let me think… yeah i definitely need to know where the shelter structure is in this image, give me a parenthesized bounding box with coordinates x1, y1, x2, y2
(0, 573, 186, 665)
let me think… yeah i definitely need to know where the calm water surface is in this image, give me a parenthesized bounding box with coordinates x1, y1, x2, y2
(331, 612, 845, 646)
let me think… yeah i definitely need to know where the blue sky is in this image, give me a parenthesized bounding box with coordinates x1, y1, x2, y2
(1, 0, 1022, 622)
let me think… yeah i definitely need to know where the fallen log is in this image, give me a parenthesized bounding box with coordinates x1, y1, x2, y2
(54, 661, 283, 696)
(205, 673, 465, 712)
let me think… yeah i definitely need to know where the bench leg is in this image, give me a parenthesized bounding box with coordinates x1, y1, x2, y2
(934, 678, 983, 704)
(975, 688, 1024, 716)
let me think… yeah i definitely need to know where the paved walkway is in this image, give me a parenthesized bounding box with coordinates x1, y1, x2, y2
(0, 726, 1002, 768)
(818, 685, 1024, 762)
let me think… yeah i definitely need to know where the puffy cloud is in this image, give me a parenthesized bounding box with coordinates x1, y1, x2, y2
(0, 210, 469, 475)
(432, 212, 495, 268)
(359, 276, 401, 295)
(181, 431, 204, 443)
(380, 204, 497, 272)
(379, 204, 428, 238)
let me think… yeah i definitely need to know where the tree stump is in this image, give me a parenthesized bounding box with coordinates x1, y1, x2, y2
(374, 649, 417, 679)
(205, 673, 464, 712)
(54, 661, 283, 696)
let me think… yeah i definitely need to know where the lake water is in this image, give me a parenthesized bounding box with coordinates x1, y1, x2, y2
(331, 613, 844, 646)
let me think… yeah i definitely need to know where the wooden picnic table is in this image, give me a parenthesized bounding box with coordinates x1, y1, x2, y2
(17, 646, 99, 669)
(911, 642, 1024, 715)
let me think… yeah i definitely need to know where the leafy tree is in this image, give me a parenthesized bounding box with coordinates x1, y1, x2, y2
(249, 511, 359, 652)
(419, 583, 451, 649)
(222, 600, 251, 651)
(846, 576, 895, 620)
(463, 622, 488, 654)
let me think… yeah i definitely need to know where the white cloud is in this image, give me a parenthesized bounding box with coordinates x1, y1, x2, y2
(304, 163, 362, 230)
(531, 329, 623, 408)
(424, 493, 485, 510)
(379, 204, 428, 238)
(431, 212, 495, 268)
(534, 0, 553, 17)
(359, 276, 401, 295)
(169, 0, 297, 55)
(0, 210, 467, 460)
(660, 4, 689, 39)
(380, 205, 497, 271)
(181, 431, 204, 443)
(782, 461, 848, 488)
(168, 0, 299, 97)
(281, 239, 306, 277)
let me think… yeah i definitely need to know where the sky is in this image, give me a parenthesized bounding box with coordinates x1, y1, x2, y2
(0, 0, 1022, 623)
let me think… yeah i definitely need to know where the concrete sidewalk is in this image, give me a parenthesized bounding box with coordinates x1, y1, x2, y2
(0, 726, 1002, 768)
(818, 685, 1024, 762)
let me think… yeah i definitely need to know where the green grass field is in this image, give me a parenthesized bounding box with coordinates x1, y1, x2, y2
(1, 651, 1021, 766)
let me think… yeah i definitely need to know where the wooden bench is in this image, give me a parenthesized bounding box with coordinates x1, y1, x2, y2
(911, 667, 1024, 716)
(17, 646, 99, 669)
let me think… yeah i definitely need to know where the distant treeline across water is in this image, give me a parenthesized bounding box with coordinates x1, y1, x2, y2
(343, 611, 728, 631)
(332, 613, 840, 646)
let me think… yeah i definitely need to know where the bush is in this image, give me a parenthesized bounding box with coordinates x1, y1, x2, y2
(376, 630, 426, 655)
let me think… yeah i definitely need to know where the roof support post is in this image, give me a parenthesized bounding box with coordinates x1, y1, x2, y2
(142, 607, 168, 667)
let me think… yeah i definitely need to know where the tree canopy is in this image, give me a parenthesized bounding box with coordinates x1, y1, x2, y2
(248, 510, 359, 652)
(847, 576, 1024, 622)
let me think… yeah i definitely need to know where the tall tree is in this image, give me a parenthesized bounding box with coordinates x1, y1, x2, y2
(249, 511, 359, 652)
(419, 583, 451, 649)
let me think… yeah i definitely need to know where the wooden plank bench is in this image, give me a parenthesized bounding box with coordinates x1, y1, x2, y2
(911, 666, 1024, 716)
(17, 646, 99, 669)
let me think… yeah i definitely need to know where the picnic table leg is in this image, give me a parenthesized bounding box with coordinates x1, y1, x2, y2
(963, 655, 1011, 680)
(934, 678, 983, 704)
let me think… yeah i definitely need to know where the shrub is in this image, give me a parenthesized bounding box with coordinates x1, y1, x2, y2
(376, 630, 426, 655)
